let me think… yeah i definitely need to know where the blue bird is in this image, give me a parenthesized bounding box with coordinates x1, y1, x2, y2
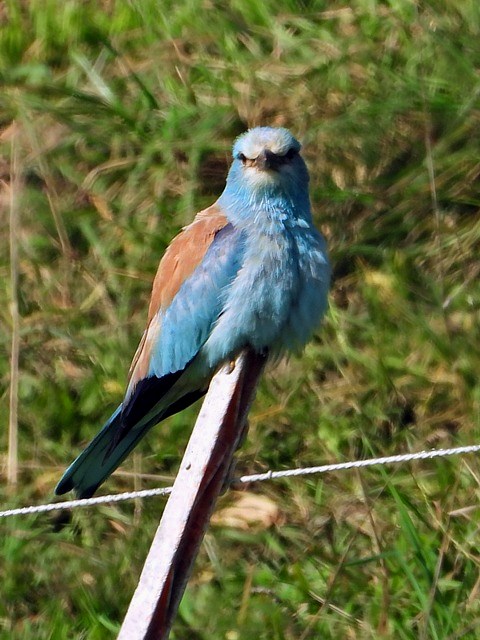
(56, 127, 331, 498)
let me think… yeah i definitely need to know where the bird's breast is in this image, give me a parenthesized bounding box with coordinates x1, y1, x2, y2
(202, 222, 330, 365)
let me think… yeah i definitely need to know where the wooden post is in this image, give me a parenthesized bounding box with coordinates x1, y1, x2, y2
(117, 349, 267, 640)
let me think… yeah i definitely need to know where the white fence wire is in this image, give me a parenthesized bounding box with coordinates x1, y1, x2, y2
(1, 443, 479, 519)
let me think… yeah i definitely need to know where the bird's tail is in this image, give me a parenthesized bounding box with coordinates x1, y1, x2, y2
(55, 406, 154, 499)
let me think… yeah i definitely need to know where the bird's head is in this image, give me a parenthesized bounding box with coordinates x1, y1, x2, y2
(226, 127, 309, 194)
(219, 127, 312, 227)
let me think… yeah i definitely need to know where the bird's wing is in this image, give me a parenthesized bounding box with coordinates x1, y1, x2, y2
(120, 203, 245, 431)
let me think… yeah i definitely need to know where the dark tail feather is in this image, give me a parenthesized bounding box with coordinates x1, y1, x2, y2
(55, 387, 208, 499)
(55, 406, 154, 498)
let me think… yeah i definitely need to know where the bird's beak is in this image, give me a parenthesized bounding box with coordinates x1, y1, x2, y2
(255, 149, 280, 171)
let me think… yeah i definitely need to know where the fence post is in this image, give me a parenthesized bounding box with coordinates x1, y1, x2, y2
(117, 348, 267, 640)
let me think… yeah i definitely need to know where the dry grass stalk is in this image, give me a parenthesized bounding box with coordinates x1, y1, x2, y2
(8, 124, 20, 487)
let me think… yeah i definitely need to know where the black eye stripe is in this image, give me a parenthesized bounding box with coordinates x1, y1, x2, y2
(275, 148, 298, 164)
(237, 148, 298, 164)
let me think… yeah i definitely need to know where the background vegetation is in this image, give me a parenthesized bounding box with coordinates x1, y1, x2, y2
(1, 1, 479, 638)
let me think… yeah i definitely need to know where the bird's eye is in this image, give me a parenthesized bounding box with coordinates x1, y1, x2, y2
(284, 148, 297, 160)
(238, 153, 247, 164)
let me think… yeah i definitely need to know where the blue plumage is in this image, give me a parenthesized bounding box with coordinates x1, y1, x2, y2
(149, 223, 246, 378)
(56, 127, 331, 498)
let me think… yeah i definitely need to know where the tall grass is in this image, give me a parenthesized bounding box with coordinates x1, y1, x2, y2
(1, 1, 480, 638)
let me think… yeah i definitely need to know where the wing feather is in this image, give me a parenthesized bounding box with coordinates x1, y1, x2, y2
(125, 204, 245, 405)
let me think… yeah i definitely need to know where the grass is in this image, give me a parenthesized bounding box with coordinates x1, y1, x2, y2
(1, 0, 480, 638)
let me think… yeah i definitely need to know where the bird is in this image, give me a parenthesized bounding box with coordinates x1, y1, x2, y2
(55, 126, 331, 499)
